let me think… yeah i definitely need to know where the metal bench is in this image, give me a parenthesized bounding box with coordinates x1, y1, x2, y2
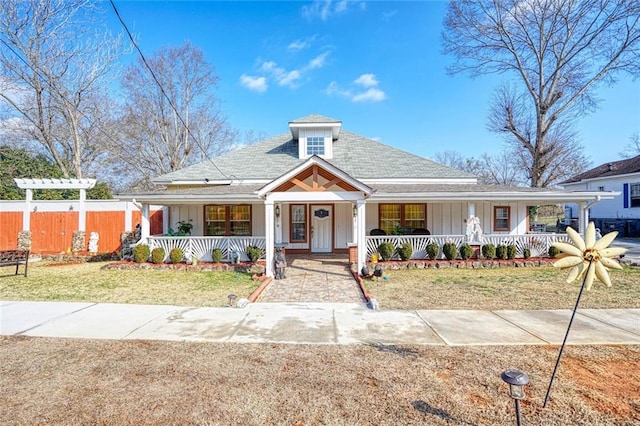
(0, 249, 30, 277)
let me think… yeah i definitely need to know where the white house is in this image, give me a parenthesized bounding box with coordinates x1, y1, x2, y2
(119, 114, 617, 276)
(562, 155, 640, 237)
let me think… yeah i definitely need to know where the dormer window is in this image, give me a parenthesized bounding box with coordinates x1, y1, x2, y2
(307, 136, 325, 156)
(289, 114, 342, 160)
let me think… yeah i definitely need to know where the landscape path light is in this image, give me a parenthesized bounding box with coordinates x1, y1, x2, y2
(501, 369, 529, 426)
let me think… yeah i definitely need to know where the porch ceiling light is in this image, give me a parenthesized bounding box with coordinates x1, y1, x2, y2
(275, 205, 281, 217)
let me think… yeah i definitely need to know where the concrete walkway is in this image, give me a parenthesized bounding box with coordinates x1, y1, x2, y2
(2, 300, 639, 346)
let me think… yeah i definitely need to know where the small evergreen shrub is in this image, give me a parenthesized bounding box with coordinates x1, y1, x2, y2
(460, 243, 474, 260)
(132, 244, 150, 263)
(212, 248, 223, 263)
(496, 244, 508, 260)
(442, 242, 458, 260)
(169, 247, 183, 264)
(523, 248, 531, 259)
(507, 244, 517, 259)
(151, 247, 165, 264)
(482, 244, 496, 260)
(426, 242, 440, 260)
(377, 242, 395, 261)
(548, 245, 560, 258)
(398, 242, 413, 261)
(246, 245, 262, 262)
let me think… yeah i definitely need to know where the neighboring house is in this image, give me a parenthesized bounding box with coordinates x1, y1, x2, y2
(119, 114, 617, 276)
(562, 155, 640, 237)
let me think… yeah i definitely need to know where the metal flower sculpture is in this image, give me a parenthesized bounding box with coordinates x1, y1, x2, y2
(552, 222, 627, 290)
(544, 221, 627, 408)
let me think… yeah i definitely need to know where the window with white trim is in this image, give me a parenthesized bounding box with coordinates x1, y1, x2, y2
(306, 136, 325, 156)
(494, 206, 510, 231)
(290, 204, 307, 242)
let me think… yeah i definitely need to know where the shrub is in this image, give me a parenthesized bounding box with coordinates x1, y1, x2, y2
(459, 244, 474, 260)
(523, 248, 531, 259)
(496, 244, 508, 260)
(212, 248, 223, 263)
(169, 247, 183, 264)
(377, 242, 395, 261)
(442, 242, 458, 260)
(246, 245, 262, 262)
(151, 247, 165, 264)
(398, 242, 413, 261)
(548, 245, 560, 258)
(426, 242, 440, 260)
(482, 244, 496, 260)
(507, 244, 517, 260)
(132, 244, 150, 263)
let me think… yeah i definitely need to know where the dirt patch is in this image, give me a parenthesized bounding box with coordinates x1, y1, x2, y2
(563, 347, 640, 418)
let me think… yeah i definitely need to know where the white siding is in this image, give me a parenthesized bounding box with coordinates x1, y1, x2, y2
(564, 174, 640, 219)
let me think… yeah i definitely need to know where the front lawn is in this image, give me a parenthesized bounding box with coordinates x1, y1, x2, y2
(0, 261, 258, 307)
(365, 266, 640, 310)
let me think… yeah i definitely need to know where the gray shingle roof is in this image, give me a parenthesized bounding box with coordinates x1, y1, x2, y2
(289, 114, 341, 124)
(562, 155, 640, 184)
(154, 129, 476, 183)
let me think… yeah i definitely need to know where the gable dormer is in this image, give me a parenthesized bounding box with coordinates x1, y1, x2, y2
(289, 114, 342, 160)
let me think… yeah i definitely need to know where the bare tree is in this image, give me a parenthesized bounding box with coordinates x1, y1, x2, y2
(113, 42, 236, 189)
(443, 0, 640, 187)
(435, 148, 526, 185)
(0, 0, 125, 178)
(619, 133, 640, 158)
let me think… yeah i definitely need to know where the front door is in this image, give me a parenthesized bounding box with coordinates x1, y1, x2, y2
(311, 205, 332, 253)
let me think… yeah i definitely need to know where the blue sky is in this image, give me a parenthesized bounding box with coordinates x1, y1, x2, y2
(108, 0, 640, 167)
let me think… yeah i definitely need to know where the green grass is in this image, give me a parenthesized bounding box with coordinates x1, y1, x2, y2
(0, 261, 259, 307)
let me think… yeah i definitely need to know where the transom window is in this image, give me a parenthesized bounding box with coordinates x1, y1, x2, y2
(494, 206, 510, 231)
(306, 136, 325, 156)
(204, 205, 251, 236)
(631, 183, 640, 207)
(379, 204, 426, 234)
(290, 204, 307, 242)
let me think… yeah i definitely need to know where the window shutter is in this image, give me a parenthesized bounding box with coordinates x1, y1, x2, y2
(623, 183, 629, 208)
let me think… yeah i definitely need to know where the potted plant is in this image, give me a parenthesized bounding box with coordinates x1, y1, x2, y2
(176, 220, 193, 235)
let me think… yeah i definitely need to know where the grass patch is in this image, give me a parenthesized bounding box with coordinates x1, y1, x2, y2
(1, 337, 638, 425)
(366, 266, 640, 310)
(0, 261, 259, 307)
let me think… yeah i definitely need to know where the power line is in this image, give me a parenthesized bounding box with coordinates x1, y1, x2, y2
(108, 0, 229, 180)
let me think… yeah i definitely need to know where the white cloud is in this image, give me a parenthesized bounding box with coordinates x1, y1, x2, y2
(288, 35, 317, 51)
(326, 73, 386, 103)
(308, 51, 330, 70)
(301, 0, 365, 21)
(352, 87, 386, 102)
(239, 74, 268, 93)
(354, 73, 379, 88)
(278, 70, 302, 87)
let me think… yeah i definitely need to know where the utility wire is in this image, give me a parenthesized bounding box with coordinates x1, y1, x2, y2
(109, 0, 229, 180)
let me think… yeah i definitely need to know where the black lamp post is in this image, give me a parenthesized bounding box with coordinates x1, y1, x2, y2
(501, 369, 529, 426)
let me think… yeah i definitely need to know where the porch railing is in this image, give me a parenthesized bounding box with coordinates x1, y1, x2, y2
(146, 236, 267, 262)
(365, 233, 570, 260)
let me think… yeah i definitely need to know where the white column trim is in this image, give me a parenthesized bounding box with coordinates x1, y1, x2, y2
(265, 201, 275, 278)
(141, 204, 151, 239)
(356, 199, 366, 273)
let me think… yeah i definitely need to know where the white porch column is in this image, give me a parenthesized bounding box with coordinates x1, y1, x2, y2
(579, 201, 589, 234)
(578, 201, 589, 235)
(356, 199, 366, 273)
(141, 203, 151, 240)
(351, 203, 358, 244)
(78, 188, 87, 231)
(275, 203, 283, 244)
(264, 201, 275, 277)
(23, 188, 32, 231)
(467, 202, 476, 218)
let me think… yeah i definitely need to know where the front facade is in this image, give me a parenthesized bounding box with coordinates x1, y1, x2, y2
(120, 114, 617, 276)
(562, 155, 640, 236)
